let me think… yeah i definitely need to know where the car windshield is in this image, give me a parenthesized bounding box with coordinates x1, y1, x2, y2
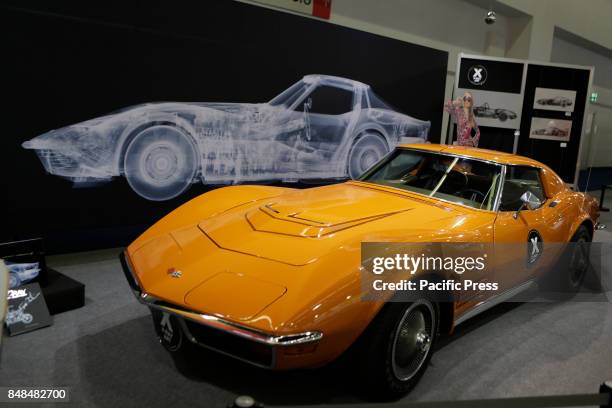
(269, 80, 310, 107)
(359, 149, 503, 210)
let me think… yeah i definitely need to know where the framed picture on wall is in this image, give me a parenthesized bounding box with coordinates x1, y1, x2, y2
(533, 87, 577, 113)
(529, 117, 572, 142)
(456, 88, 523, 129)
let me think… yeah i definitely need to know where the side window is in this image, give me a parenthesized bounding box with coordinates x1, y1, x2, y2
(296, 85, 354, 115)
(499, 166, 546, 211)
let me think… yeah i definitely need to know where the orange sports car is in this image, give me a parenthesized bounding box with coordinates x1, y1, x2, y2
(121, 144, 599, 397)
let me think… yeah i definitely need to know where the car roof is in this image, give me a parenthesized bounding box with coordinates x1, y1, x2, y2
(398, 144, 547, 167)
(303, 74, 369, 89)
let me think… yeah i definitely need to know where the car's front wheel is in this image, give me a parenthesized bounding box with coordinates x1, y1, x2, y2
(124, 125, 198, 201)
(347, 132, 388, 179)
(360, 299, 438, 398)
(498, 112, 508, 121)
(150, 308, 185, 353)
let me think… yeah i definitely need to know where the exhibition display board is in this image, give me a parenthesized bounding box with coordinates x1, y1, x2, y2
(2, 0, 448, 253)
(452, 53, 593, 185)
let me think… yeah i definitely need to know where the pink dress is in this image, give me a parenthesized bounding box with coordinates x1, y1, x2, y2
(444, 100, 480, 147)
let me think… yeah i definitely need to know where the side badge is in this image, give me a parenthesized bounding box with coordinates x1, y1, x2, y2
(527, 230, 543, 265)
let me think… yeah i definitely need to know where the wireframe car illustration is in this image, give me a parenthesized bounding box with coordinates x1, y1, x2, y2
(532, 127, 569, 137)
(473, 103, 517, 121)
(121, 144, 599, 397)
(536, 96, 573, 107)
(22, 75, 430, 201)
(6, 262, 41, 289)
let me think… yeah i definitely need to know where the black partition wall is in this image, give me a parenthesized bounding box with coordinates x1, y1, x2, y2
(453, 54, 592, 184)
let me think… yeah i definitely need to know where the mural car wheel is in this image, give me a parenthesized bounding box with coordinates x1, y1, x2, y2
(348, 133, 388, 179)
(498, 112, 508, 121)
(124, 126, 198, 201)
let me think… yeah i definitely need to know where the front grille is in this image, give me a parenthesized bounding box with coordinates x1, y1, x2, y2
(38, 149, 79, 172)
(184, 320, 274, 367)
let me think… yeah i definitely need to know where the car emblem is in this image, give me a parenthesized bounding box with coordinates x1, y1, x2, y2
(527, 230, 543, 265)
(468, 65, 487, 86)
(167, 267, 182, 278)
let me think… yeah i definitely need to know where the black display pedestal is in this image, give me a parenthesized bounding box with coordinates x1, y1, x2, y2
(1, 238, 85, 315)
(41, 268, 85, 315)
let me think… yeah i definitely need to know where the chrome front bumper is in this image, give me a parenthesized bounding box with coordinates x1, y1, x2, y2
(119, 251, 322, 368)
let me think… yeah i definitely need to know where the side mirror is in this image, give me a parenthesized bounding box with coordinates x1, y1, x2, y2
(513, 191, 542, 219)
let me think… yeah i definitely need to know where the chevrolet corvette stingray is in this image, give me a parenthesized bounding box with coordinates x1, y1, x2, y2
(22, 75, 430, 201)
(121, 144, 599, 397)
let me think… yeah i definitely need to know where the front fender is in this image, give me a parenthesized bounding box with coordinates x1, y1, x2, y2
(128, 185, 293, 252)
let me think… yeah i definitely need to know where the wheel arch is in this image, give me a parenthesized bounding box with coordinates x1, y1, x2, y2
(567, 216, 594, 242)
(115, 119, 199, 175)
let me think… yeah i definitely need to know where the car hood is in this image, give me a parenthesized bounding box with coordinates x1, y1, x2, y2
(118, 101, 262, 115)
(198, 182, 463, 266)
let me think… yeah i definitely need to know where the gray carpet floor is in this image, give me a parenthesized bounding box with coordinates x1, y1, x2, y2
(1, 196, 612, 407)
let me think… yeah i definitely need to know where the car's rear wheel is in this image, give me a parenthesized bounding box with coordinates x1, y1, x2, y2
(541, 225, 591, 294)
(566, 226, 591, 290)
(359, 299, 438, 399)
(124, 125, 198, 201)
(347, 132, 388, 179)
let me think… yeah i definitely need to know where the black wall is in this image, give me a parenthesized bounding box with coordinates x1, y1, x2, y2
(0, 0, 448, 253)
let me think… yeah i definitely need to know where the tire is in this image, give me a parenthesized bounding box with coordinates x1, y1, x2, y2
(359, 299, 438, 399)
(565, 225, 591, 291)
(150, 308, 185, 353)
(124, 125, 198, 201)
(541, 225, 591, 294)
(498, 112, 508, 121)
(347, 132, 388, 179)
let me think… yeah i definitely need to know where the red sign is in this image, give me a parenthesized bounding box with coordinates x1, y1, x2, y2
(254, 0, 332, 20)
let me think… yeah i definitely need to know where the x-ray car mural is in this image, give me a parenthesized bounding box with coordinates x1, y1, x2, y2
(23, 75, 430, 201)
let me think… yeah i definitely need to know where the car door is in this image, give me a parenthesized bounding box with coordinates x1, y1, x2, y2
(289, 84, 359, 175)
(493, 165, 563, 290)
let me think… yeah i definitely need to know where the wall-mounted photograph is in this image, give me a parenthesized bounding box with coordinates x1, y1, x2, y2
(529, 117, 572, 141)
(533, 87, 577, 113)
(456, 88, 522, 129)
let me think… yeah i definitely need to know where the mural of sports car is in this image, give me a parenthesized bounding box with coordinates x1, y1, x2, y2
(532, 127, 569, 137)
(536, 96, 573, 107)
(473, 103, 517, 122)
(22, 75, 430, 201)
